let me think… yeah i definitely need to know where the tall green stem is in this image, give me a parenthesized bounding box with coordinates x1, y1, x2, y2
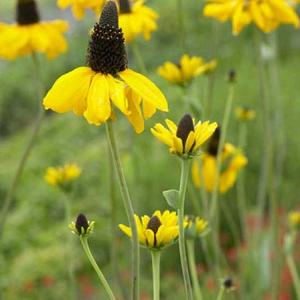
(0, 54, 45, 237)
(151, 251, 161, 300)
(131, 41, 148, 74)
(287, 254, 300, 300)
(80, 236, 116, 300)
(177, 159, 193, 300)
(186, 239, 203, 300)
(105, 121, 140, 300)
(216, 287, 225, 300)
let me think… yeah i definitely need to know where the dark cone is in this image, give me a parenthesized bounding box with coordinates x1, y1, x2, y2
(75, 213, 89, 234)
(87, 0, 127, 75)
(147, 215, 162, 247)
(16, 0, 40, 25)
(207, 126, 221, 156)
(119, 0, 131, 14)
(176, 114, 194, 152)
(223, 277, 234, 289)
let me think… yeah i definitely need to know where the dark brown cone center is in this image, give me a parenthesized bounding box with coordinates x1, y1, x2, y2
(16, 0, 40, 25)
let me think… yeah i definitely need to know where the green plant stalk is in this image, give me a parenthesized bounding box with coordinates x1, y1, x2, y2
(287, 253, 300, 300)
(105, 121, 140, 300)
(186, 239, 203, 300)
(177, 159, 193, 300)
(0, 53, 45, 237)
(131, 41, 148, 74)
(216, 287, 225, 300)
(151, 251, 161, 300)
(176, 0, 187, 52)
(80, 236, 116, 300)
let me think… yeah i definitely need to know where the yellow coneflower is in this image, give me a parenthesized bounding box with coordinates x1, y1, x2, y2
(192, 128, 247, 193)
(203, 0, 300, 35)
(69, 213, 95, 236)
(185, 216, 209, 239)
(119, 210, 185, 250)
(118, 0, 158, 43)
(57, 0, 105, 20)
(0, 0, 68, 60)
(44, 163, 81, 188)
(288, 211, 300, 229)
(151, 114, 217, 159)
(43, 1, 167, 133)
(157, 55, 217, 86)
(235, 106, 256, 121)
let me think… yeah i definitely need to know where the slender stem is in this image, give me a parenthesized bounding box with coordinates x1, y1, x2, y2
(287, 254, 300, 300)
(186, 239, 203, 300)
(216, 287, 225, 300)
(105, 121, 140, 300)
(177, 159, 193, 300)
(151, 251, 161, 300)
(131, 41, 148, 74)
(0, 54, 45, 237)
(176, 0, 187, 52)
(80, 236, 116, 300)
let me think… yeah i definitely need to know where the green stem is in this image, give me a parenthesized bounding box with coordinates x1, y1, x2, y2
(287, 254, 300, 300)
(176, 0, 187, 52)
(105, 121, 140, 300)
(131, 41, 148, 74)
(151, 251, 161, 300)
(80, 236, 116, 300)
(0, 54, 45, 237)
(177, 159, 193, 300)
(186, 239, 203, 300)
(216, 287, 225, 300)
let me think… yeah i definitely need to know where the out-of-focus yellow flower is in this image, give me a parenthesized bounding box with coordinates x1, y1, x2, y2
(57, 0, 105, 20)
(44, 163, 81, 188)
(0, 0, 68, 60)
(118, 0, 158, 43)
(192, 142, 247, 193)
(151, 114, 217, 159)
(288, 211, 300, 228)
(235, 106, 256, 121)
(43, 1, 167, 133)
(119, 210, 185, 250)
(186, 216, 209, 239)
(203, 0, 300, 35)
(157, 55, 217, 86)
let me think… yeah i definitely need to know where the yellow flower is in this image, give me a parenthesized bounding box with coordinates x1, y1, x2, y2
(203, 0, 300, 35)
(43, 1, 167, 133)
(44, 163, 81, 188)
(0, 0, 68, 60)
(69, 213, 95, 236)
(192, 135, 247, 193)
(235, 106, 256, 121)
(57, 0, 105, 20)
(151, 114, 217, 159)
(288, 211, 300, 228)
(119, 210, 184, 249)
(157, 54, 217, 86)
(118, 0, 158, 43)
(186, 216, 209, 239)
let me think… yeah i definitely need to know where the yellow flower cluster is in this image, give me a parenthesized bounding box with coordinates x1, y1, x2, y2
(158, 55, 217, 86)
(288, 211, 300, 228)
(203, 0, 300, 35)
(186, 216, 209, 239)
(235, 106, 256, 121)
(44, 163, 81, 188)
(119, 210, 184, 249)
(192, 143, 247, 193)
(119, 0, 158, 43)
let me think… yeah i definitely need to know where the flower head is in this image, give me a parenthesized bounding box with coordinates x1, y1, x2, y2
(44, 163, 81, 190)
(0, 0, 69, 60)
(192, 129, 247, 193)
(203, 0, 300, 35)
(57, 0, 105, 20)
(185, 216, 209, 239)
(222, 277, 235, 292)
(118, 0, 158, 43)
(158, 54, 217, 86)
(43, 0, 168, 133)
(235, 106, 256, 121)
(288, 211, 300, 229)
(151, 113, 217, 159)
(119, 210, 183, 250)
(69, 213, 95, 236)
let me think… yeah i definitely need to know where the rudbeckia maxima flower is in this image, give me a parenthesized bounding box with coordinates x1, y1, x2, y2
(43, 1, 168, 133)
(192, 128, 247, 193)
(151, 114, 217, 159)
(118, 0, 158, 43)
(119, 210, 185, 249)
(57, 0, 105, 20)
(0, 0, 69, 60)
(157, 54, 217, 86)
(203, 0, 300, 35)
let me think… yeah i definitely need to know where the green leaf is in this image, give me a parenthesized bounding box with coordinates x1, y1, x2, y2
(163, 189, 180, 209)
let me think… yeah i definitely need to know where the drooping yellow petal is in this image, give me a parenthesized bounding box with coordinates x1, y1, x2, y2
(145, 229, 155, 247)
(118, 224, 132, 238)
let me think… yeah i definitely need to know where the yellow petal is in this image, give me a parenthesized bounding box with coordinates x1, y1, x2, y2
(118, 224, 132, 238)
(145, 229, 155, 247)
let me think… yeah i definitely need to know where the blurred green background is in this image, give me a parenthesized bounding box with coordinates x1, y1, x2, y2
(1, 0, 300, 299)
